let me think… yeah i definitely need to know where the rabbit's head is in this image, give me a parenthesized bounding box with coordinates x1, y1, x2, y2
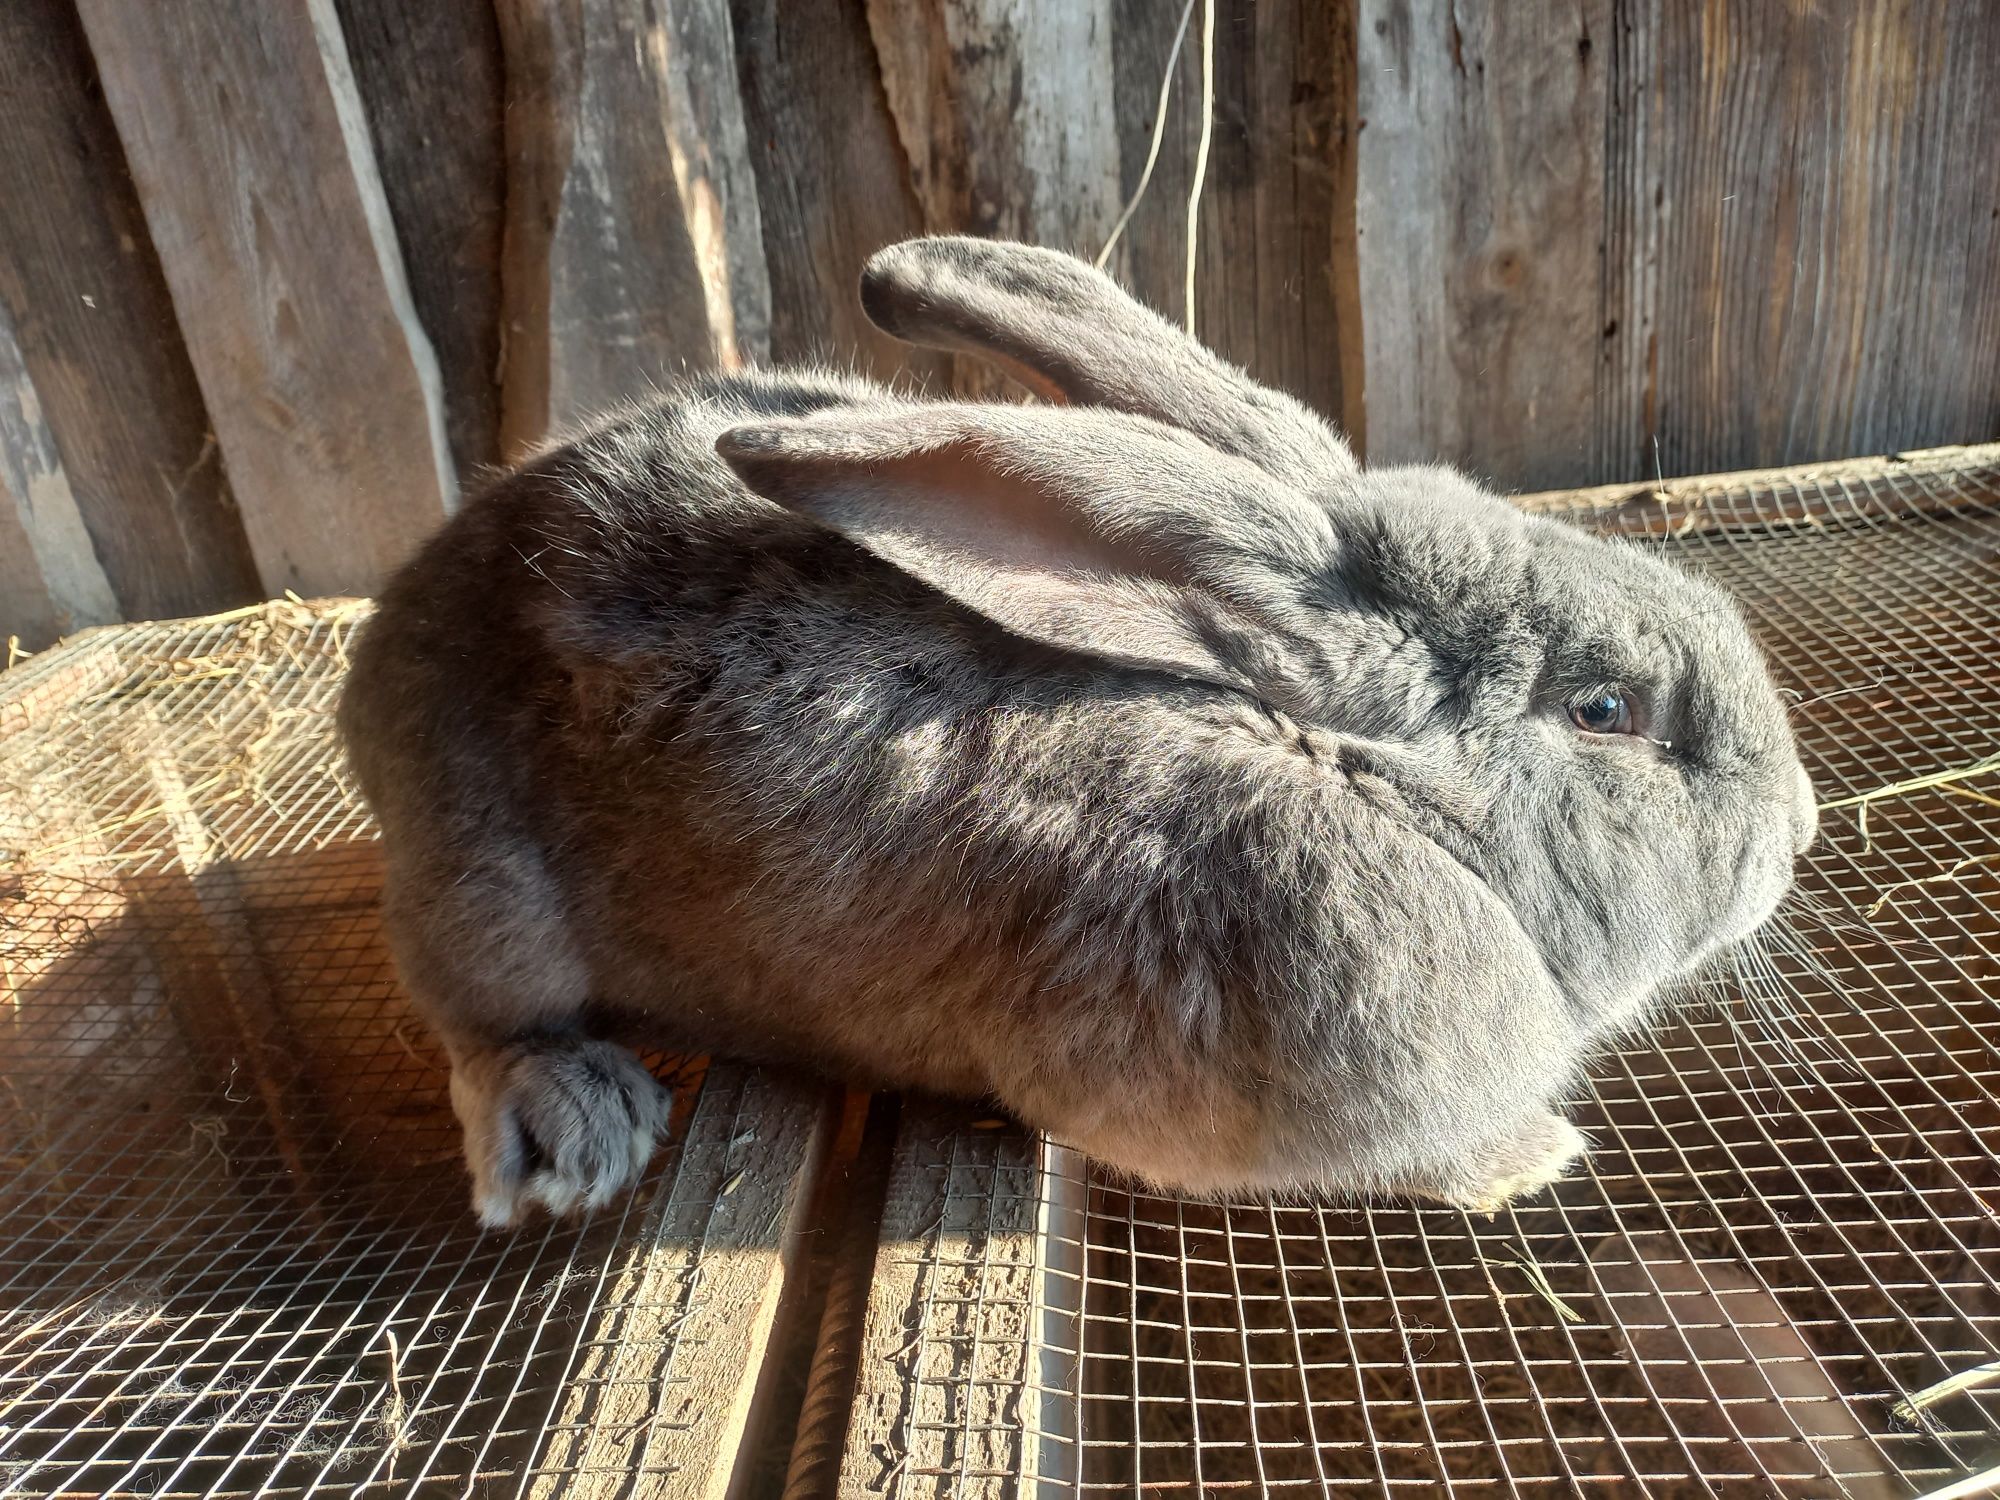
(717, 237, 1815, 1033)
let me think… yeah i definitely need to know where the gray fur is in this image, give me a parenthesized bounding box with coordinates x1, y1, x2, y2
(340, 236, 1815, 1224)
(858, 237, 1356, 487)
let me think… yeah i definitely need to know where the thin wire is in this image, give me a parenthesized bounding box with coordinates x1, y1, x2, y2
(1183, 0, 1216, 336)
(1094, 0, 1198, 273)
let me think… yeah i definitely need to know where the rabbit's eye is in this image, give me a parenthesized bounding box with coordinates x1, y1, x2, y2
(1571, 690, 1634, 736)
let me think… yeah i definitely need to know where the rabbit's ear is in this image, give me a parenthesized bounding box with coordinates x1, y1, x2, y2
(860, 237, 1357, 488)
(717, 404, 1325, 692)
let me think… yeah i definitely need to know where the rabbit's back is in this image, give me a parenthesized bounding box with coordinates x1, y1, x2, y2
(342, 369, 884, 839)
(341, 373, 1303, 1135)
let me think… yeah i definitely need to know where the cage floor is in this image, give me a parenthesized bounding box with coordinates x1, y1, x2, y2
(1042, 455, 2000, 1496)
(5, 452, 2000, 1500)
(0, 603, 832, 1498)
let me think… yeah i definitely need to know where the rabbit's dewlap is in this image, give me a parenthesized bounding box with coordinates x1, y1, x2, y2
(340, 236, 1815, 1226)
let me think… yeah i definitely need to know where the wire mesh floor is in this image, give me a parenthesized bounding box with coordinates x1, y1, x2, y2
(5, 449, 2000, 1499)
(1054, 453, 2000, 1496)
(0, 602, 828, 1498)
(831, 451, 2000, 1498)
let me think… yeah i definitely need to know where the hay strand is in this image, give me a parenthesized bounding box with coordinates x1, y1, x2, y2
(1503, 1249, 1586, 1325)
(1820, 752, 2000, 815)
(1867, 852, 2000, 918)
(1890, 1357, 2000, 1426)
(377, 1326, 418, 1482)
(1817, 749, 2000, 851)
(1183, 0, 1215, 335)
(1478, 1238, 1588, 1325)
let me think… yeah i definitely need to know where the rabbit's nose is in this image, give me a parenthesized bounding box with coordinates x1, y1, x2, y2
(1790, 764, 1818, 857)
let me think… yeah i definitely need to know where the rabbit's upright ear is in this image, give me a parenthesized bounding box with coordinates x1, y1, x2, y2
(717, 404, 1328, 692)
(860, 237, 1357, 488)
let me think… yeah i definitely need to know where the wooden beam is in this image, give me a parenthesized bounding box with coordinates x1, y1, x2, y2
(1356, 0, 1609, 490)
(331, 0, 509, 481)
(778, 1092, 901, 1498)
(76, 0, 456, 598)
(0, 294, 118, 650)
(1513, 441, 2000, 540)
(728, 0, 950, 389)
(525, 1064, 836, 1500)
(835, 1104, 1076, 1497)
(496, 0, 772, 454)
(1598, 2, 2000, 482)
(0, 0, 259, 634)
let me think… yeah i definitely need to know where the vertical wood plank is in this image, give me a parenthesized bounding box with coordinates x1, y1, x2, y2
(1107, 0, 1365, 448)
(834, 1105, 1049, 1499)
(332, 0, 509, 481)
(728, 0, 950, 388)
(77, 0, 456, 598)
(1600, 0, 2000, 481)
(496, 0, 773, 453)
(523, 1065, 835, 1500)
(865, 0, 1122, 396)
(668, 0, 774, 368)
(0, 0, 259, 632)
(866, 0, 1121, 251)
(0, 298, 117, 649)
(863, 2, 1363, 435)
(0, 509, 63, 655)
(1357, 0, 1608, 491)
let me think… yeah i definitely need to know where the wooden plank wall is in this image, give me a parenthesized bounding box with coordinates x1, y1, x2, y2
(1, 0, 1995, 650)
(1358, 0, 2000, 489)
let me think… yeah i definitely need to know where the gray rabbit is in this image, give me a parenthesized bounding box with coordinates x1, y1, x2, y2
(339, 237, 1817, 1227)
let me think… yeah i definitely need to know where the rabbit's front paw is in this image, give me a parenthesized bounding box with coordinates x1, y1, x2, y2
(1436, 1112, 1588, 1216)
(448, 1036, 671, 1228)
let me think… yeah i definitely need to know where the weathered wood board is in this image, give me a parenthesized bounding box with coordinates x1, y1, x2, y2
(865, 0, 1120, 400)
(76, 0, 457, 599)
(1512, 441, 2000, 540)
(729, 0, 951, 389)
(1357, 0, 2000, 491)
(867, 0, 1122, 254)
(496, 0, 771, 453)
(864, 0, 1365, 424)
(527, 1065, 836, 1500)
(1107, 0, 1366, 445)
(1595, 2, 2000, 483)
(9, 0, 1998, 670)
(1356, 0, 1609, 490)
(834, 1104, 1080, 1498)
(0, 295, 117, 650)
(332, 0, 510, 483)
(0, 0, 259, 646)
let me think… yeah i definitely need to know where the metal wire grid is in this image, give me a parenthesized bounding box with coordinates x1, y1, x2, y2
(5, 456, 1999, 1499)
(863, 456, 2000, 1496)
(0, 603, 764, 1497)
(851, 1113, 1050, 1494)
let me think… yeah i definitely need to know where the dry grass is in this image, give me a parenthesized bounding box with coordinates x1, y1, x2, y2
(0, 596, 370, 880)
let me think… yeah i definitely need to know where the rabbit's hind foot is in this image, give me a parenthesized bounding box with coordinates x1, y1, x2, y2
(447, 1034, 672, 1229)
